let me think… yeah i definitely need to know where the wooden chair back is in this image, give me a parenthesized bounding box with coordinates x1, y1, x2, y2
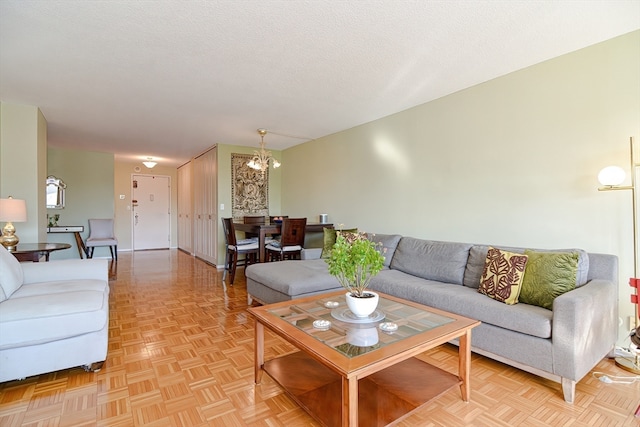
(221, 217, 237, 246)
(280, 218, 307, 247)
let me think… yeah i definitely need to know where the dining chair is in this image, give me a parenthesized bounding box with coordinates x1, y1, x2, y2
(85, 218, 118, 261)
(265, 218, 307, 261)
(243, 215, 266, 239)
(269, 215, 288, 241)
(222, 217, 259, 284)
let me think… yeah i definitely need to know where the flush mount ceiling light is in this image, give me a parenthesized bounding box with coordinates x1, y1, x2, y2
(142, 157, 157, 169)
(247, 129, 281, 175)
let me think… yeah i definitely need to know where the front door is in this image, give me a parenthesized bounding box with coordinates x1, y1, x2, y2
(132, 174, 171, 250)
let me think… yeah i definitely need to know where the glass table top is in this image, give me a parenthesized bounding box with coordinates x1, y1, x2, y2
(267, 294, 455, 358)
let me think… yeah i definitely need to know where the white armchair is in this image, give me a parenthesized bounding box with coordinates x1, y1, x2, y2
(86, 218, 118, 260)
(0, 246, 109, 382)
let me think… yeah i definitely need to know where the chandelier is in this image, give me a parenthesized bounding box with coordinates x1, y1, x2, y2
(247, 129, 281, 174)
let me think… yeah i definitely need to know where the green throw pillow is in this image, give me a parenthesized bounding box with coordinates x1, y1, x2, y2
(519, 250, 579, 310)
(321, 228, 357, 259)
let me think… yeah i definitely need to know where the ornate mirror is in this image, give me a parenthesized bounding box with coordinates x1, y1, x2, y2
(46, 175, 66, 209)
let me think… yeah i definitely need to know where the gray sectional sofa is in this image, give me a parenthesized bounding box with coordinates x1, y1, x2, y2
(245, 233, 618, 403)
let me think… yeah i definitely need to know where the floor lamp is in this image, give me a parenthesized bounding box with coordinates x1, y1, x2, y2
(598, 136, 639, 374)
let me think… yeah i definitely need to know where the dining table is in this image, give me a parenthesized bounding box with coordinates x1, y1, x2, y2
(233, 220, 333, 262)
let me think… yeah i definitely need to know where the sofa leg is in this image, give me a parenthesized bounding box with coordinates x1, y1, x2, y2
(247, 294, 253, 305)
(561, 378, 575, 403)
(83, 361, 105, 373)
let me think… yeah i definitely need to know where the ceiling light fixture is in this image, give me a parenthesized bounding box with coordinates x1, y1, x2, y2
(142, 157, 157, 169)
(247, 129, 280, 174)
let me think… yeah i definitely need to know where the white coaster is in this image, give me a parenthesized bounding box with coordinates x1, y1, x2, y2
(313, 319, 331, 330)
(379, 322, 398, 333)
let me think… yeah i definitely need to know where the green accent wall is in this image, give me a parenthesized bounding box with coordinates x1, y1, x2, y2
(46, 147, 114, 260)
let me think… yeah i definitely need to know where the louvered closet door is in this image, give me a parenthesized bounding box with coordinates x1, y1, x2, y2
(192, 147, 217, 265)
(177, 162, 193, 254)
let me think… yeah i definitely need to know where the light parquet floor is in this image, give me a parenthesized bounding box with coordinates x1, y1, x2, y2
(0, 249, 639, 426)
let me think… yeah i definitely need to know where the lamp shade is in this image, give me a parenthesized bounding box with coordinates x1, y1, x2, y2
(0, 197, 27, 222)
(598, 166, 626, 186)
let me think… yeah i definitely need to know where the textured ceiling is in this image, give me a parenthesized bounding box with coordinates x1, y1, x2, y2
(1, 1, 639, 167)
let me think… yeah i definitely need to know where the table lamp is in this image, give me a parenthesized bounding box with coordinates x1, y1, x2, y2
(0, 196, 27, 250)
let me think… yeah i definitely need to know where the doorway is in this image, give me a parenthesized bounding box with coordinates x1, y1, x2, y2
(132, 174, 171, 250)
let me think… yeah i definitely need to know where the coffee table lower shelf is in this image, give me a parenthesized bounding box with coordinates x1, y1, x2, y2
(263, 351, 461, 427)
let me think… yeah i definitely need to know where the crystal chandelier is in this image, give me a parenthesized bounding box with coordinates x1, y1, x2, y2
(247, 129, 281, 174)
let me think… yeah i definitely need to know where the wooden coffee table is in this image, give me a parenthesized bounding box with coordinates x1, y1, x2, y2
(248, 291, 480, 427)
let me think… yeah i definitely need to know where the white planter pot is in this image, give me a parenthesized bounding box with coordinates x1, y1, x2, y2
(345, 291, 379, 318)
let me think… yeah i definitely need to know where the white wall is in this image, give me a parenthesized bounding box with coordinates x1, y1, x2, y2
(0, 102, 48, 243)
(282, 31, 640, 343)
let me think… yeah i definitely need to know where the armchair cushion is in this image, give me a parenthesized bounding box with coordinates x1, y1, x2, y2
(0, 246, 23, 300)
(0, 284, 108, 350)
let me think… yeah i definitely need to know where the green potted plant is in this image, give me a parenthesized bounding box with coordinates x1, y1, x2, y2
(325, 231, 386, 317)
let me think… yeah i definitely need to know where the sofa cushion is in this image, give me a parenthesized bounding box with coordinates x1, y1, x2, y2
(478, 247, 528, 305)
(0, 246, 23, 300)
(246, 259, 340, 297)
(0, 285, 108, 350)
(390, 237, 471, 285)
(369, 270, 552, 339)
(367, 233, 402, 268)
(519, 250, 579, 310)
(322, 228, 357, 258)
(464, 245, 589, 289)
(10, 279, 108, 298)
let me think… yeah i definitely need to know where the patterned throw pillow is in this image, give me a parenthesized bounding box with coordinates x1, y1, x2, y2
(478, 247, 529, 305)
(519, 250, 579, 310)
(321, 228, 357, 259)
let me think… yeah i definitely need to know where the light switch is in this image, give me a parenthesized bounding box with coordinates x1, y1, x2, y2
(119, 194, 125, 200)
(220, 203, 225, 210)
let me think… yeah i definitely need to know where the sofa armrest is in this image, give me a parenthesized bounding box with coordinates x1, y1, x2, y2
(21, 259, 109, 284)
(551, 279, 618, 381)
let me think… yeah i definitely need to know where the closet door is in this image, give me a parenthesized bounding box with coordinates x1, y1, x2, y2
(177, 162, 193, 254)
(192, 147, 217, 265)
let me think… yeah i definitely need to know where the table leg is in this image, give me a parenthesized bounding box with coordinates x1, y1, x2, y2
(342, 376, 358, 427)
(73, 231, 86, 258)
(254, 320, 264, 384)
(259, 229, 267, 262)
(459, 330, 472, 402)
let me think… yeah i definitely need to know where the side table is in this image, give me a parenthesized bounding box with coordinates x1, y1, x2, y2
(46, 226, 86, 258)
(9, 243, 72, 262)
